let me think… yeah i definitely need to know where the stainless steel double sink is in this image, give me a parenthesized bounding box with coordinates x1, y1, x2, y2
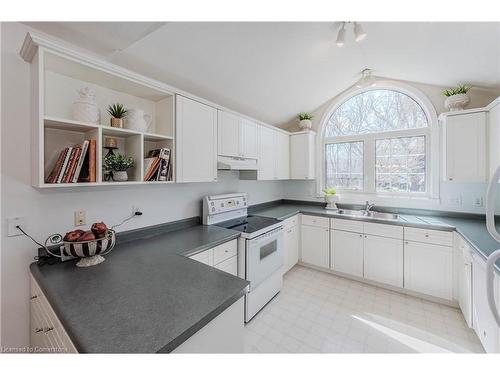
(336, 209, 400, 221)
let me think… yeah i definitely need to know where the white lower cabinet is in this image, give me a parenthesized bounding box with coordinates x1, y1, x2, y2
(363, 234, 403, 288)
(283, 218, 299, 274)
(457, 234, 473, 327)
(404, 241, 453, 300)
(331, 229, 363, 278)
(188, 239, 238, 276)
(472, 254, 499, 353)
(300, 224, 329, 268)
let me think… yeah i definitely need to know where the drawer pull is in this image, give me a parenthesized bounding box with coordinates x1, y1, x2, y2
(35, 328, 43, 333)
(425, 234, 429, 238)
(30, 295, 38, 300)
(359, 234, 362, 238)
(44, 327, 54, 333)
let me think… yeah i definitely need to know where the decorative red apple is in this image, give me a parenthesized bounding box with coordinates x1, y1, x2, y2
(63, 229, 85, 242)
(77, 231, 96, 242)
(91, 222, 108, 237)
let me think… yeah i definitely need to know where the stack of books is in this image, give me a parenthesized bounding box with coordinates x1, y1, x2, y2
(143, 148, 172, 181)
(46, 139, 97, 184)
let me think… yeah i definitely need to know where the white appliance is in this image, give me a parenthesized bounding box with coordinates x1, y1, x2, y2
(217, 156, 258, 171)
(484, 166, 500, 327)
(203, 193, 284, 322)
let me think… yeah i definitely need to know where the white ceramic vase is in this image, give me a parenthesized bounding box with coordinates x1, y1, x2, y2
(325, 194, 339, 210)
(445, 93, 470, 112)
(72, 87, 100, 124)
(112, 171, 128, 182)
(124, 109, 152, 132)
(299, 119, 312, 131)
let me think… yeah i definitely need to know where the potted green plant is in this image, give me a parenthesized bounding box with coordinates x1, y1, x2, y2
(298, 112, 313, 130)
(107, 103, 128, 128)
(323, 188, 339, 210)
(103, 153, 134, 182)
(443, 84, 471, 112)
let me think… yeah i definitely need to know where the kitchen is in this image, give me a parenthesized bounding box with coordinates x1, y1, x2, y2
(1, 9, 500, 372)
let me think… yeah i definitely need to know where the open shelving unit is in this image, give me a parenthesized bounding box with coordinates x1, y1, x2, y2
(24, 37, 176, 188)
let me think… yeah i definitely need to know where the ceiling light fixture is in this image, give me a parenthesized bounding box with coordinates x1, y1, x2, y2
(335, 22, 367, 47)
(353, 22, 367, 42)
(355, 68, 376, 88)
(336, 22, 346, 47)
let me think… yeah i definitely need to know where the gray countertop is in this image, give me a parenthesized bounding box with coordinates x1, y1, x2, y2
(251, 203, 500, 269)
(30, 224, 248, 353)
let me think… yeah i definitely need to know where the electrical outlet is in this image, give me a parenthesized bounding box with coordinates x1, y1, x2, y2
(8, 216, 26, 237)
(74, 210, 86, 226)
(472, 197, 484, 207)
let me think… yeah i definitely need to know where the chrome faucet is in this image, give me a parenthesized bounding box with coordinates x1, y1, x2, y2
(364, 201, 375, 212)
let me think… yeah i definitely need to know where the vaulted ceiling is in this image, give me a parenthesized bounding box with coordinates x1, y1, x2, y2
(25, 22, 500, 125)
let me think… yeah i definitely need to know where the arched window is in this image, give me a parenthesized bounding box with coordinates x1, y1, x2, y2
(321, 85, 435, 195)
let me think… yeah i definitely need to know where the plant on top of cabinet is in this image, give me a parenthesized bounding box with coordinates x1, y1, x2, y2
(298, 112, 313, 130)
(103, 153, 134, 182)
(323, 188, 339, 210)
(107, 103, 128, 128)
(443, 84, 471, 112)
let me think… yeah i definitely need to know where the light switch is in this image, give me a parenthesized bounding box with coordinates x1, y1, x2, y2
(74, 210, 86, 226)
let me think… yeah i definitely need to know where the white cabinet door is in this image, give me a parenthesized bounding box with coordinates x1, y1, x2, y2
(489, 102, 500, 179)
(472, 255, 499, 353)
(283, 224, 299, 274)
(176, 95, 217, 183)
(258, 126, 276, 180)
(275, 131, 290, 180)
(290, 132, 315, 180)
(300, 224, 329, 268)
(331, 229, 363, 277)
(241, 118, 259, 159)
(363, 234, 403, 288)
(443, 111, 487, 182)
(218, 110, 240, 157)
(404, 241, 453, 300)
(457, 236, 473, 327)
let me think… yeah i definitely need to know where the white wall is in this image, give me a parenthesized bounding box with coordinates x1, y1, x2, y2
(0, 22, 284, 350)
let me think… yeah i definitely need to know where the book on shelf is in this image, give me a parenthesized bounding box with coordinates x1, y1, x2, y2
(45, 139, 96, 184)
(143, 148, 172, 182)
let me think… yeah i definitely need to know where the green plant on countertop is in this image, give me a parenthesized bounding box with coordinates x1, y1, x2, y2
(107, 103, 128, 118)
(323, 188, 337, 196)
(443, 84, 471, 97)
(104, 153, 134, 172)
(298, 112, 313, 121)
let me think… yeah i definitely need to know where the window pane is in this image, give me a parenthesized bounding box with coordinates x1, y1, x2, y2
(325, 142, 363, 190)
(325, 89, 428, 137)
(376, 136, 425, 193)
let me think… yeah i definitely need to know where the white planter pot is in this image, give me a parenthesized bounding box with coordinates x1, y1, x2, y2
(299, 119, 312, 130)
(325, 194, 339, 210)
(124, 108, 152, 132)
(112, 171, 128, 182)
(445, 93, 470, 112)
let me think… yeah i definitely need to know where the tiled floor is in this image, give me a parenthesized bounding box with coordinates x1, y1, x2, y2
(244, 265, 484, 353)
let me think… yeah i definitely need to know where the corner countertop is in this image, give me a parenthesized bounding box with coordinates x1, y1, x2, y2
(251, 202, 500, 269)
(30, 224, 248, 353)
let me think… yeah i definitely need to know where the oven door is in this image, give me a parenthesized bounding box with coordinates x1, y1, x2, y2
(246, 226, 283, 290)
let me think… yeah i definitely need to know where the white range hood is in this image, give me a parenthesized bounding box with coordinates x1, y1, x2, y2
(217, 156, 258, 170)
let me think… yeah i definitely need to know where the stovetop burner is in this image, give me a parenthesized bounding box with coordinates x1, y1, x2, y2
(213, 215, 282, 235)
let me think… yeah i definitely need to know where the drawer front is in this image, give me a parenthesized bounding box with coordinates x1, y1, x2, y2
(213, 239, 238, 265)
(301, 215, 329, 228)
(189, 249, 212, 265)
(215, 255, 238, 276)
(331, 218, 363, 233)
(284, 215, 299, 230)
(364, 222, 403, 239)
(404, 227, 453, 246)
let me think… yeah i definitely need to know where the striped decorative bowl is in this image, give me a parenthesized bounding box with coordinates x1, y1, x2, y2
(63, 230, 116, 267)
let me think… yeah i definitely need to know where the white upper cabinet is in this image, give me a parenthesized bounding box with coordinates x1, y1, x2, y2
(442, 111, 487, 182)
(290, 132, 315, 180)
(275, 131, 290, 180)
(489, 101, 500, 178)
(258, 126, 276, 180)
(218, 111, 240, 157)
(217, 110, 259, 159)
(240, 118, 259, 159)
(176, 95, 218, 183)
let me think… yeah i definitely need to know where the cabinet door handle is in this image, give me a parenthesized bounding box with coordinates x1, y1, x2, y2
(44, 327, 54, 333)
(359, 234, 363, 238)
(425, 234, 429, 238)
(35, 328, 43, 333)
(405, 241, 409, 245)
(30, 295, 38, 300)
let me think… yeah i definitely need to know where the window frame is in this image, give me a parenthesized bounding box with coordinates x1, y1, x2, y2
(317, 81, 439, 199)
